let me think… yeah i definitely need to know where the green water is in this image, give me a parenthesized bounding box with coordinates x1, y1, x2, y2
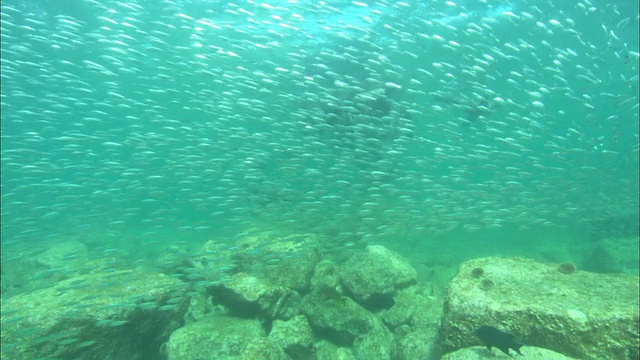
(1, 1, 638, 355)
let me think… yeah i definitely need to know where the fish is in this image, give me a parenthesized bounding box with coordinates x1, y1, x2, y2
(476, 325, 523, 356)
(0, 0, 636, 286)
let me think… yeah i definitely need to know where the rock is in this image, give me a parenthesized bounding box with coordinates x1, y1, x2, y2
(340, 245, 417, 308)
(36, 240, 89, 269)
(3, 241, 92, 297)
(441, 257, 639, 360)
(404, 285, 444, 331)
(165, 315, 268, 360)
(262, 246, 320, 292)
(441, 345, 578, 359)
(269, 315, 315, 360)
(155, 245, 191, 276)
(582, 236, 639, 275)
(182, 292, 217, 324)
(212, 273, 300, 320)
(397, 329, 438, 360)
(1, 255, 49, 297)
(391, 285, 446, 360)
(352, 319, 397, 359)
(585, 213, 638, 241)
(310, 259, 341, 292)
(302, 291, 375, 346)
(241, 337, 291, 360)
(190, 239, 236, 283)
(314, 340, 355, 360)
(233, 232, 321, 291)
(1, 270, 188, 360)
(381, 286, 416, 329)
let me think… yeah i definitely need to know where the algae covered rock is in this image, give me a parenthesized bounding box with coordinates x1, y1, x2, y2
(352, 318, 397, 359)
(441, 345, 579, 359)
(165, 314, 270, 360)
(314, 340, 355, 360)
(310, 259, 341, 292)
(340, 245, 417, 307)
(1, 269, 188, 360)
(582, 236, 639, 275)
(241, 337, 291, 360)
(397, 329, 439, 360)
(232, 232, 321, 291)
(381, 286, 416, 329)
(387, 284, 443, 360)
(189, 239, 237, 283)
(155, 245, 194, 277)
(441, 257, 639, 360)
(211, 272, 301, 319)
(36, 240, 89, 269)
(2, 241, 91, 297)
(269, 315, 315, 359)
(302, 291, 376, 346)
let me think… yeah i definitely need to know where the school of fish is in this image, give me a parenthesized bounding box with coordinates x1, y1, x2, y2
(1, 0, 638, 256)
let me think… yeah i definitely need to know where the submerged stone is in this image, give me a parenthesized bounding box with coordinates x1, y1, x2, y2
(441, 257, 639, 360)
(1, 270, 188, 360)
(340, 245, 417, 308)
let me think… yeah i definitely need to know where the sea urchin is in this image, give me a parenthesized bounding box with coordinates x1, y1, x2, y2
(479, 279, 494, 291)
(471, 267, 484, 278)
(557, 262, 577, 274)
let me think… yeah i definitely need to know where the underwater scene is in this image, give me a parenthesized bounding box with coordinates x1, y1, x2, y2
(1, 0, 638, 359)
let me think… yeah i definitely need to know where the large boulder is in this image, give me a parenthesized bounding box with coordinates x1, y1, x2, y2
(1, 270, 188, 360)
(189, 239, 237, 283)
(310, 259, 341, 292)
(340, 245, 417, 308)
(397, 329, 438, 360)
(211, 272, 300, 320)
(232, 232, 321, 291)
(441, 345, 578, 359)
(441, 257, 639, 360)
(314, 340, 355, 360)
(581, 236, 639, 275)
(389, 285, 442, 360)
(352, 318, 397, 359)
(269, 315, 315, 360)
(302, 291, 376, 346)
(36, 240, 89, 270)
(2, 241, 91, 297)
(165, 314, 287, 360)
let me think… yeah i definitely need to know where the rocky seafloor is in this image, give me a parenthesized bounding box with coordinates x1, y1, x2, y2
(1, 232, 638, 360)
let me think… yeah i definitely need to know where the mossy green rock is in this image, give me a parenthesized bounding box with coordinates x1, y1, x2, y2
(302, 292, 375, 346)
(212, 272, 300, 319)
(269, 315, 315, 359)
(340, 245, 417, 305)
(1, 270, 188, 360)
(36, 240, 89, 269)
(2, 241, 90, 297)
(381, 286, 416, 329)
(190, 239, 236, 282)
(166, 315, 269, 360)
(391, 285, 443, 360)
(352, 319, 397, 359)
(397, 329, 438, 360)
(233, 232, 321, 291)
(441, 257, 639, 360)
(314, 340, 355, 360)
(310, 259, 341, 291)
(241, 337, 291, 360)
(582, 236, 639, 275)
(442, 346, 578, 359)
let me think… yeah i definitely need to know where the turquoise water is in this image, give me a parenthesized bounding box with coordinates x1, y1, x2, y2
(2, 0, 638, 276)
(2, 0, 638, 271)
(0, 0, 638, 357)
